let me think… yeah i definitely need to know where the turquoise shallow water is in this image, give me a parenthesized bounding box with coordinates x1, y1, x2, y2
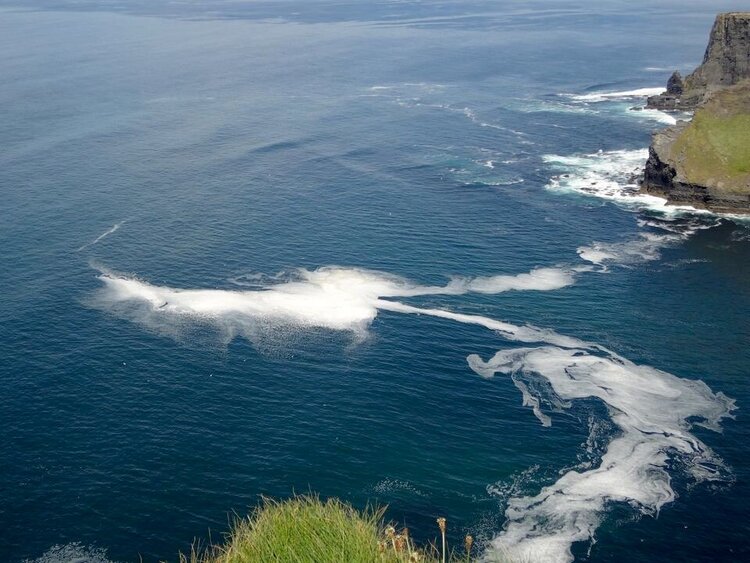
(1, 1, 749, 562)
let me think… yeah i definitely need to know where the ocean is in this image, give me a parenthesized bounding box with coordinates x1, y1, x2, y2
(1, 1, 749, 562)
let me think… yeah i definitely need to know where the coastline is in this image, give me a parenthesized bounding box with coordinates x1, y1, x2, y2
(640, 12, 750, 214)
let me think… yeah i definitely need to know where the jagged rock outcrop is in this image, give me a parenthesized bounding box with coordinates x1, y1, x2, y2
(647, 12, 750, 110)
(642, 81, 750, 213)
(666, 71, 684, 96)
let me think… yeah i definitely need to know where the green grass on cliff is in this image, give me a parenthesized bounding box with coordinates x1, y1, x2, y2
(179, 495, 498, 563)
(671, 83, 750, 192)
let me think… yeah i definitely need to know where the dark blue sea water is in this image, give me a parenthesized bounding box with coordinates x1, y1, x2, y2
(1, 1, 749, 562)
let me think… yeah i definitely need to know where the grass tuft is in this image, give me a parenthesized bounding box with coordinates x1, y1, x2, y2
(179, 494, 504, 563)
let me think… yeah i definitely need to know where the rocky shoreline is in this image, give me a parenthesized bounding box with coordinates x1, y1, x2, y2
(641, 12, 750, 213)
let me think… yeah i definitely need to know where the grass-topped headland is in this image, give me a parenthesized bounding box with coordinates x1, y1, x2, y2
(179, 495, 512, 563)
(670, 81, 750, 192)
(643, 79, 750, 211)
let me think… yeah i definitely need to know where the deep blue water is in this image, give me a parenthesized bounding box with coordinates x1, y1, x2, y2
(1, 1, 749, 562)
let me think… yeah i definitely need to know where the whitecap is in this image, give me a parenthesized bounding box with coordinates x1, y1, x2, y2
(567, 87, 665, 103)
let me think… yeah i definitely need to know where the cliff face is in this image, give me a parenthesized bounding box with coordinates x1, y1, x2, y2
(642, 82, 750, 213)
(647, 13, 750, 110)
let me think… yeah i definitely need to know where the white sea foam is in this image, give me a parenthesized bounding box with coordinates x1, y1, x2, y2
(542, 144, 750, 228)
(584, 217, 720, 267)
(544, 148, 729, 271)
(544, 149, 715, 216)
(367, 83, 447, 93)
(515, 98, 598, 115)
(77, 221, 126, 252)
(469, 347, 734, 563)
(470, 178, 525, 187)
(428, 103, 523, 134)
(93, 265, 578, 341)
(372, 477, 428, 497)
(93, 258, 734, 562)
(334, 81, 736, 563)
(97, 267, 410, 335)
(577, 232, 680, 268)
(559, 87, 676, 124)
(644, 65, 694, 73)
(376, 300, 588, 350)
(638, 107, 678, 125)
(369, 83, 525, 137)
(545, 149, 648, 204)
(25, 543, 117, 563)
(568, 87, 665, 103)
(466, 267, 575, 293)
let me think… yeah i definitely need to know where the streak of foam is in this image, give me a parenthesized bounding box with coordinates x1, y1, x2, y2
(464, 268, 575, 294)
(364, 82, 526, 137)
(566, 87, 666, 103)
(92, 265, 578, 343)
(514, 98, 598, 115)
(375, 300, 588, 349)
(413, 102, 524, 136)
(77, 220, 126, 252)
(468, 347, 735, 563)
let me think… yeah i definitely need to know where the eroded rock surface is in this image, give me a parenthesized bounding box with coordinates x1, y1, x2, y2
(647, 13, 750, 110)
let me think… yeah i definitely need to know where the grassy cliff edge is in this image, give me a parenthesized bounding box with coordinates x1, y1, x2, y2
(643, 80, 750, 211)
(670, 82, 750, 192)
(178, 495, 508, 563)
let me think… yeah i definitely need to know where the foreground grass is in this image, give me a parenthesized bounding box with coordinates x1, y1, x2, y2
(180, 495, 485, 563)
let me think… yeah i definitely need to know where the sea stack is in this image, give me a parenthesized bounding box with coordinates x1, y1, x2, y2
(647, 12, 750, 110)
(641, 13, 750, 213)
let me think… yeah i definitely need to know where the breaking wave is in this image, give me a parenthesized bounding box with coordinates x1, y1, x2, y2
(553, 87, 677, 125)
(544, 148, 726, 270)
(566, 87, 665, 103)
(544, 149, 719, 217)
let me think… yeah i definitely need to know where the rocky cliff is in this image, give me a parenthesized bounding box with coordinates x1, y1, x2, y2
(640, 12, 750, 213)
(647, 12, 750, 110)
(642, 81, 750, 213)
